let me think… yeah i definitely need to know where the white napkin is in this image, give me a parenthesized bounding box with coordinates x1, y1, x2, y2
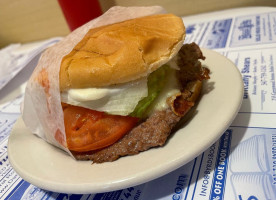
(0, 38, 62, 90)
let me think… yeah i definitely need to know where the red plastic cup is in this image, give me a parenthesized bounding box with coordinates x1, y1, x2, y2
(58, 0, 102, 31)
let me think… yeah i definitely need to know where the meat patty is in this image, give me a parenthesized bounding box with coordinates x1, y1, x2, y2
(72, 43, 209, 163)
(72, 108, 181, 163)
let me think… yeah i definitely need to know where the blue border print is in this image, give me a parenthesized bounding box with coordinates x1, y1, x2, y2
(93, 190, 123, 200)
(209, 130, 232, 200)
(4, 180, 30, 200)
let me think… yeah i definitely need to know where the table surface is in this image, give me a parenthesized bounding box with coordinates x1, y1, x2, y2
(0, 6, 276, 200)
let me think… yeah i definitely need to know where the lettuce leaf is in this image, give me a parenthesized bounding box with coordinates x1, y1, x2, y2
(61, 77, 148, 116)
(130, 65, 170, 118)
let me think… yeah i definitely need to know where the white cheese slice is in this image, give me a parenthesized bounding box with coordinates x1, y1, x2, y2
(67, 88, 110, 101)
(149, 69, 181, 112)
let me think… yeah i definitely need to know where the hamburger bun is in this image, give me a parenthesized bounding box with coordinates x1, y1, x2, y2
(59, 14, 185, 91)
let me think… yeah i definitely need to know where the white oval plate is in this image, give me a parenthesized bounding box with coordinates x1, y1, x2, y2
(8, 49, 243, 194)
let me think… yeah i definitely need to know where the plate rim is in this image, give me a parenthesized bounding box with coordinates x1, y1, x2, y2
(8, 48, 244, 194)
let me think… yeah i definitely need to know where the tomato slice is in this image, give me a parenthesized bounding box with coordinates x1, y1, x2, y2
(62, 104, 139, 152)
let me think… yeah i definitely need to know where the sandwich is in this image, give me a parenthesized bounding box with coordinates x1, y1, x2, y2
(22, 7, 210, 163)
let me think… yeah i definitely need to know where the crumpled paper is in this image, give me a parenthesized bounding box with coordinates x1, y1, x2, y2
(0, 38, 61, 90)
(22, 6, 167, 158)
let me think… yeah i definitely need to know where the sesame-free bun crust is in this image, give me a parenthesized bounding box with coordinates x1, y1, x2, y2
(59, 14, 185, 91)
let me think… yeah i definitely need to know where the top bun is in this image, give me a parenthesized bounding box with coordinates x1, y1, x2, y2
(59, 14, 185, 91)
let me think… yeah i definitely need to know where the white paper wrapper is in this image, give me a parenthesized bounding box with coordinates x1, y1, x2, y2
(22, 6, 167, 158)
